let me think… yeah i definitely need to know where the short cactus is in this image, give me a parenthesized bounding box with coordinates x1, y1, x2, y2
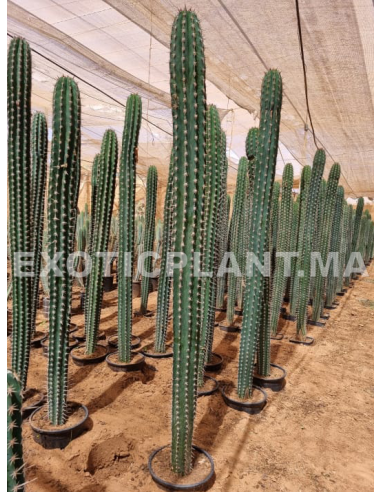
(7, 370, 24, 492)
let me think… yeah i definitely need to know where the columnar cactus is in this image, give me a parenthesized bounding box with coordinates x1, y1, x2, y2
(198, 105, 223, 383)
(344, 204, 354, 287)
(269, 181, 281, 272)
(236, 175, 250, 310)
(7, 370, 24, 492)
(336, 201, 349, 293)
(268, 164, 294, 336)
(85, 130, 118, 356)
(295, 149, 326, 336)
(169, 9, 206, 476)
(140, 165, 158, 314)
(47, 77, 81, 425)
(289, 165, 311, 316)
(286, 198, 299, 299)
(309, 179, 327, 299)
(226, 158, 248, 326)
(325, 186, 344, 308)
(134, 214, 145, 281)
(31, 112, 48, 336)
(245, 127, 259, 190)
(350, 197, 364, 279)
(311, 163, 341, 321)
(215, 194, 231, 309)
(8, 38, 32, 389)
(89, 153, 100, 257)
(118, 94, 142, 362)
(154, 154, 174, 353)
(237, 69, 282, 399)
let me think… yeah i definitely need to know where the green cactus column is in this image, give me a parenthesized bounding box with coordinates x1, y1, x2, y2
(140, 166, 158, 314)
(295, 149, 326, 337)
(336, 201, 349, 294)
(7, 370, 24, 492)
(47, 77, 81, 425)
(170, 9, 207, 476)
(215, 194, 231, 309)
(85, 130, 118, 356)
(226, 158, 248, 326)
(311, 163, 341, 321)
(350, 197, 364, 279)
(344, 204, 354, 287)
(237, 69, 282, 399)
(289, 165, 311, 317)
(154, 154, 174, 353)
(118, 94, 142, 362)
(31, 112, 48, 336)
(8, 38, 32, 389)
(198, 105, 223, 383)
(325, 186, 344, 308)
(89, 153, 100, 257)
(286, 198, 299, 299)
(269, 164, 294, 334)
(269, 181, 281, 273)
(309, 179, 327, 300)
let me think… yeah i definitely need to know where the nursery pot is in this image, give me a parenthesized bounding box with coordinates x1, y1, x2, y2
(31, 331, 48, 348)
(253, 363, 287, 392)
(74, 329, 105, 343)
(103, 276, 114, 292)
(42, 297, 50, 319)
(30, 402, 89, 450)
(197, 376, 219, 397)
(22, 389, 46, 419)
(220, 385, 267, 415)
(71, 344, 108, 366)
(107, 334, 141, 350)
(204, 352, 223, 372)
(106, 352, 145, 372)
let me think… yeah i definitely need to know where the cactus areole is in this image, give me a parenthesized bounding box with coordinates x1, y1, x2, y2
(169, 10, 207, 476)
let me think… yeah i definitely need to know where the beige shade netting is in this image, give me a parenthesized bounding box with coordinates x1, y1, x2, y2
(7, 0, 374, 213)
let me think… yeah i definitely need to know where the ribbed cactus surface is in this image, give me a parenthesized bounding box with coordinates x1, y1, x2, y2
(237, 69, 282, 399)
(344, 204, 354, 287)
(350, 197, 364, 280)
(311, 163, 341, 321)
(169, 9, 206, 476)
(7, 370, 24, 492)
(85, 130, 118, 356)
(47, 77, 81, 425)
(140, 166, 158, 314)
(337, 201, 349, 293)
(296, 149, 326, 336)
(215, 193, 231, 309)
(31, 112, 48, 337)
(118, 94, 142, 362)
(8, 37, 32, 389)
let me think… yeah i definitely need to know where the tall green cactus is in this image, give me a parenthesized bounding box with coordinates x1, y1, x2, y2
(344, 205, 354, 287)
(8, 38, 32, 389)
(311, 163, 341, 321)
(268, 164, 294, 336)
(286, 198, 299, 299)
(118, 94, 142, 362)
(350, 197, 364, 279)
(289, 166, 311, 317)
(31, 112, 48, 337)
(336, 201, 349, 293)
(215, 194, 231, 309)
(140, 166, 158, 314)
(325, 186, 344, 308)
(47, 77, 81, 425)
(269, 181, 281, 272)
(85, 130, 118, 356)
(366, 220, 374, 263)
(295, 149, 326, 337)
(198, 105, 223, 384)
(226, 158, 248, 326)
(154, 154, 174, 353)
(89, 153, 100, 257)
(309, 179, 327, 300)
(7, 370, 24, 492)
(170, 9, 206, 476)
(237, 69, 282, 399)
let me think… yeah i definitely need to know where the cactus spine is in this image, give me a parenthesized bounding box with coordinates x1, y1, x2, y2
(325, 186, 344, 307)
(7, 370, 24, 492)
(140, 166, 158, 314)
(309, 179, 327, 299)
(237, 69, 282, 399)
(118, 94, 142, 362)
(350, 197, 364, 279)
(226, 158, 248, 326)
(154, 154, 174, 353)
(47, 77, 81, 425)
(269, 164, 294, 336)
(336, 201, 349, 293)
(31, 112, 48, 337)
(169, 9, 206, 475)
(215, 194, 231, 309)
(85, 130, 118, 355)
(296, 149, 326, 336)
(289, 165, 311, 316)
(311, 164, 341, 321)
(198, 105, 223, 383)
(89, 153, 100, 257)
(8, 38, 32, 389)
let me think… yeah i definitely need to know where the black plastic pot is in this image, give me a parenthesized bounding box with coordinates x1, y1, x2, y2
(221, 385, 267, 415)
(234, 308, 243, 316)
(31, 331, 48, 348)
(69, 323, 78, 334)
(337, 291, 345, 297)
(204, 353, 223, 372)
(214, 307, 226, 313)
(283, 296, 290, 303)
(140, 345, 173, 359)
(270, 333, 284, 340)
(132, 282, 141, 298)
(253, 363, 287, 392)
(148, 444, 215, 492)
(307, 319, 325, 327)
(325, 305, 337, 310)
(103, 276, 114, 292)
(197, 376, 219, 397)
(71, 344, 108, 366)
(219, 324, 241, 333)
(283, 314, 296, 322)
(22, 389, 46, 419)
(106, 352, 145, 372)
(289, 336, 314, 346)
(42, 297, 50, 319)
(320, 313, 330, 320)
(74, 330, 105, 343)
(107, 334, 141, 350)
(30, 402, 89, 449)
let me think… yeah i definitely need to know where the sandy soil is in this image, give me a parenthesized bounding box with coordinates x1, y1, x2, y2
(7, 265, 374, 491)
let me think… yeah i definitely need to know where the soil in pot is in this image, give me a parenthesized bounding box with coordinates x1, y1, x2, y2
(141, 342, 173, 358)
(71, 345, 108, 360)
(31, 402, 87, 431)
(107, 351, 143, 366)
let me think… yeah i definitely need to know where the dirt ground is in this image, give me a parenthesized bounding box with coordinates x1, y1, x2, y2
(7, 265, 374, 492)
